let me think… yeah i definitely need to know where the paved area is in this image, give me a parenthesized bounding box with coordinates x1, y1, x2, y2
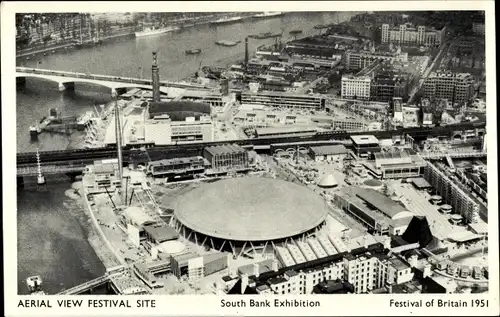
(391, 182, 468, 241)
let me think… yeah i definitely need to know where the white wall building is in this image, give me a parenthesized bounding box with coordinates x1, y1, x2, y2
(341, 75, 371, 100)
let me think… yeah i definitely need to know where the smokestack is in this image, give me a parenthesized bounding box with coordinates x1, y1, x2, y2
(253, 263, 260, 278)
(114, 99, 124, 194)
(151, 52, 161, 102)
(241, 274, 248, 294)
(244, 37, 249, 73)
(272, 260, 279, 272)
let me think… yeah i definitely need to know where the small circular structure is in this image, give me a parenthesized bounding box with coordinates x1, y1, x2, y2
(157, 240, 186, 256)
(450, 214, 463, 225)
(440, 204, 452, 214)
(430, 195, 442, 204)
(317, 174, 338, 188)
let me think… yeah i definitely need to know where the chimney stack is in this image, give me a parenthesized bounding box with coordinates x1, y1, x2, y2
(244, 37, 249, 73)
(253, 263, 260, 278)
(241, 274, 248, 294)
(151, 52, 161, 102)
(272, 260, 279, 272)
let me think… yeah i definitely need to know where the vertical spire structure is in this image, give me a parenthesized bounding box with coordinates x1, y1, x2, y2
(114, 99, 124, 190)
(244, 37, 249, 73)
(36, 148, 45, 185)
(151, 51, 161, 102)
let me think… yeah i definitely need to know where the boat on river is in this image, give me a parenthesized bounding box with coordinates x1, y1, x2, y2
(135, 26, 180, 38)
(185, 49, 202, 55)
(215, 40, 241, 47)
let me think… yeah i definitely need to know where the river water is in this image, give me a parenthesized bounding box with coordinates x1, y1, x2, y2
(16, 11, 354, 294)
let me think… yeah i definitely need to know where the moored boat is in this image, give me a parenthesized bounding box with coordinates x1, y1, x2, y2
(249, 32, 282, 39)
(185, 48, 202, 55)
(215, 40, 241, 47)
(210, 16, 242, 25)
(253, 11, 284, 18)
(135, 26, 180, 38)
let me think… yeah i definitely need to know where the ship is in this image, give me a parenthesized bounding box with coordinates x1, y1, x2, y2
(185, 48, 202, 55)
(209, 16, 242, 25)
(215, 40, 241, 47)
(135, 26, 180, 38)
(26, 276, 46, 295)
(249, 32, 282, 40)
(289, 29, 303, 35)
(253, 12, 284, 18)
(314, 24, 329, 29)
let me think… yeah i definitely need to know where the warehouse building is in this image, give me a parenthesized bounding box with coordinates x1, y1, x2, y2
(309, 144, 348, 162)
(334, 187, 414, 235)
(203, 144, 250, 172)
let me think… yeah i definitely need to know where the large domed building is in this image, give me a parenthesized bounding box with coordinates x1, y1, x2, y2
(170, 177, 329, 257)
(147, 101, 211, 121)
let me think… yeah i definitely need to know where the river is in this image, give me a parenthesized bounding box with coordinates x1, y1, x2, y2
(16, 11, 354, 294)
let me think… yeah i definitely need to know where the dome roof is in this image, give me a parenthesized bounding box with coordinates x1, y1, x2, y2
(148, 101, 211, 121)
(317, 174, 338, 188)
(158, 240, 186, 255)
(175, 177, 328, 241)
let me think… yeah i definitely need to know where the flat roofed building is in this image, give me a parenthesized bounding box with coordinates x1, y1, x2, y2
(372, 150, 427, 179)
(241, 91, 325, 110)
(203, 144, 249, 172)
(255, 126, 318, 138)
(143, 223, 179, 244)
(346, 49, 408, 71)
(423, 72, 475, 105)
(146, 156, 206, 177)
(381, 23, 446, 47)
(350, 135, 381, 158)
(309, 144, 348, 162)
(341, 75, 371, 100)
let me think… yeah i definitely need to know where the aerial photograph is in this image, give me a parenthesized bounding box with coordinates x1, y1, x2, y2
(16, 10, 488, 296)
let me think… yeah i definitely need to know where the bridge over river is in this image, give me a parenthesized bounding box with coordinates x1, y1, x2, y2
(15, 67, 212, 96)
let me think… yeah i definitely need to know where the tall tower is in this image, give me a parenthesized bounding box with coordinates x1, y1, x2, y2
(151, 51, 161, 102)
(244, 37, 249, 73)
(114, 99, 124, 192)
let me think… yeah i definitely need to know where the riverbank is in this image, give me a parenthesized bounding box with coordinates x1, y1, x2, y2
(16, 30, 136, 59)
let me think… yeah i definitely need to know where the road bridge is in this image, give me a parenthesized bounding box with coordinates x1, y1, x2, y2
(15, 67, 211, 97)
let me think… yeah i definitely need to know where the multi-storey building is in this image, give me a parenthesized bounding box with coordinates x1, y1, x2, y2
(341, 75, 371, 100)
(381, 23, 446, 47)
(472, 22, 485, 36)
(345, 49, 408, 71)
(423, 72, 475, 105)
(370, 74, 409, 102)
(230, 243, 414, 295)
(240, 91, 325, 110)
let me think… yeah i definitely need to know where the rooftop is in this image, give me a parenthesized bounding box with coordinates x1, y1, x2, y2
(310, 144, 347, 156)
(204, 144, 247, 156)
(143, 223, 179, 243)
(355, 187, 413, 220)
(175, 177, 329, 241)
(350, 135, 379, 145)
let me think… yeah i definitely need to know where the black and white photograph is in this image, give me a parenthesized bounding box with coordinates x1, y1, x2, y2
(3, 1, 498, 316)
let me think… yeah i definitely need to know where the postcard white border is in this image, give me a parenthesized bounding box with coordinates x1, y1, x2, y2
(2, 1, 498, 316)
